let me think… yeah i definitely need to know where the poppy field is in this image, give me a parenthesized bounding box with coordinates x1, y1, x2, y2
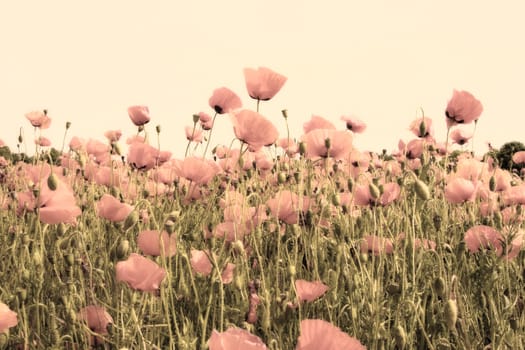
(1, 67, 524, 349)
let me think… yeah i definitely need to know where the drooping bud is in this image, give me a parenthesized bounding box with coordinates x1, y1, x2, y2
(369, 183, 381, 200)
(116, 239, 130, 259)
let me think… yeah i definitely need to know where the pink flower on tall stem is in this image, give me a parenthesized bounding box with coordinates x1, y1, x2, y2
(450, 128, 473, 145)
(115, 253, 167, 293)
(231, 110, 279, 151)
(301, 129, 353, 160)
(243, 66, 287, 101)
(360, 235, 394, 255)
(464, 225, 523, 260)
(137, 230, 177, 257)
(444, 177, 477, 204)
(208, 327, 267, 350)
(209, 87, 242, 114)
(96, 194, 133, 222)
(128, 105, 151, 126)
(78, 305, 113, 335)
(445, 90, 483, 127)
(340, 115, 367, 133)
(303, 115, 336, 134)
(295, 280, 329, 302)
(25, 110, 51, 129)
(512, 151, 525, 165)
(409, 117, 434, 138)
(296, 319, 366, 350)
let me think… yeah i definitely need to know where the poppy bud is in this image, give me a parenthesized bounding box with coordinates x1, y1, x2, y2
(123, 211, 139, 230)
(47, 173, 58, 191)
(347, 178, 354, 191)
(332, 193, 341, 207)
(164, 219, 175, 234)
(433, 277, 446, 299)
(369, 183, 381, 200)
(419, 120, 426, 137)
(116, 240, 130, 259)
(489, 176, 496, 191)
(324, 137, 331, 150)
(66, 121, 71, 130)
(156, 125, 161, 133)
(277, 172, 287, 184)
(414, 179, 430, 200)
(281, 109, 288, 119)
(299, 141, 307, 156)
(444, 299, 458, 330)
(64, 253, 75, 267)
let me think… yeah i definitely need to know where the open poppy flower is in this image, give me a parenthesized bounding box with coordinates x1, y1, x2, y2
(303, 115, 336, 134)
(231, 109, 279, 151)
(208, 327, 267, 350)
(360, 235, 394, 255)
(450, 127, 473, 145)
(137, 230, 177, 257)
(445, 90, 483, 127)
(25, 110, 52, 129)
(301, 129, 353, 160)
(295, 280, 329, 302)
(243, 66, 287, 101)
(96, 194, 134, 222)
(209, 87, 242, 114)
(296, 319, 366, 350)
(115, 253, 167, 293)
(128, 105, 151, 126)
(340, 115, 367, 133)
(444, 177, 477, 204)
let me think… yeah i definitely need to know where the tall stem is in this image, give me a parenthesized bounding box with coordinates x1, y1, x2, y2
(202, 113, 218, 159)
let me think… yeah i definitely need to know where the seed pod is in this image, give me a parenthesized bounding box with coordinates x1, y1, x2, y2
(47, 173, 58, 191)
(444, 299, 458, 330)
(414, 179, 430, 200)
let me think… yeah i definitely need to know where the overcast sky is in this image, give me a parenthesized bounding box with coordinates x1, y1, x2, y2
(1, 1, 524, 158)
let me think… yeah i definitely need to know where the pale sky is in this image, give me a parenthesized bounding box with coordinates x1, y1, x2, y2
(1, 1, 524, 158)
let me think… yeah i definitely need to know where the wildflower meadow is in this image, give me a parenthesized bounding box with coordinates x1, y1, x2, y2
(0, 67, 524, 349)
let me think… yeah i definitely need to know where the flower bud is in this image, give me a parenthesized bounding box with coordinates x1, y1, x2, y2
(444, 299, 458, 330)
(369, 183, 381, 200)
(116, 240, 130, 259)
(277, 172, 287, 184)
(281, 109, 288, 119)
(414, 179, 430, 200)
(123, 211, 139, 230)
(164, 219, 175, 234)
(298, 141, 307, 156)
(66, 121, 71, 130)
(47, 173, 59, 191)
(433, 277, 446, 299)
(489, 176, 496, 192)
(156, 125, 161, 133)
(193, 114, 200, 124)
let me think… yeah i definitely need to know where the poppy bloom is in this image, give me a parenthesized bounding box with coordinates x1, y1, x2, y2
(115, 253, 167, 293)
(464, 225, 523, 260)
(295, 280, 329, 302)
(128, 105, 151, 126)
(450, 128, 473, 145)
(96, 194, 134, 222)
(208, 327, 267, 350)
(190, 249, 213, 276)
(174, 156, 221, 185)
(409, 117, 434, 138)
(185, 126, 204, 143)
(38, 179, 82, 225)
(35, 136, 52, 147)
(296, 319, 366, 350)
(445, 90, 483, 127)
(127, 141, 161, 170)
(266, 190, 310, 225)
(303, 115, 336, 134)
(231, 110, 279, 151)
(198, 112, 214, 130)
(0, 302, 17, 334)
(137, 230, 177, 257)
(444, 177, 477, 204)
(78, 305, 113, 335)
(360, 235, 394, 255)
(512, 151, 525, 165)
(104, 130, 122, 142)
(209, 87, 242, 114)
(340, 115, 367, 133)
(25, 110, 52, 129)
(301, 129, 353, 160)
(243, 66, 287, 101)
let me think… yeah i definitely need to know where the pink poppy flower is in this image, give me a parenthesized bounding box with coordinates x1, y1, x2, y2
(209, 87, 242, 114)
(69, 136, 86, 152)
(303, 115, 336, 134)
(502, 184, 525, 206)
(208, 327, 267, 350)
(35, 136, 52, 147)
(277, 138, 299, 156)
(128, 105, 151, 126)
(96, 194, 133, 222)
(296, 319, 366, 350)
(361, 235, 394, 255)
(174, 157, 221, 185)
(185, 126, 204, 143)
(464, 225, 523, 260)
(340, 115, 367, 133)
(243, 66, 287, 101)
(127, 142, 160, 170)
(78, 305, 113, 334)
(409, 117, 434, 138)
(115, 253, 167, 292)
(295, 280, 329, 302)
(198, 112, 214, 130)
(301, 129, 353, 160)
(266, 190, 310, 225)
(445, 90, 483, 127)
(104, 130, 122, 142)
(221, 263, 235, 284)
(444, 177, 477, 204)
(0, 302, 17, 334)
(231, 110, 279, 151)
(512, 151, 525, 165)
(450, 128, 473, 145)
(38, 181, 83, 225)
(397, 233, 436, 251)
(137, 230, 177, 257)
(190, 249, 213, 276)
(25, 110, 52, 129)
